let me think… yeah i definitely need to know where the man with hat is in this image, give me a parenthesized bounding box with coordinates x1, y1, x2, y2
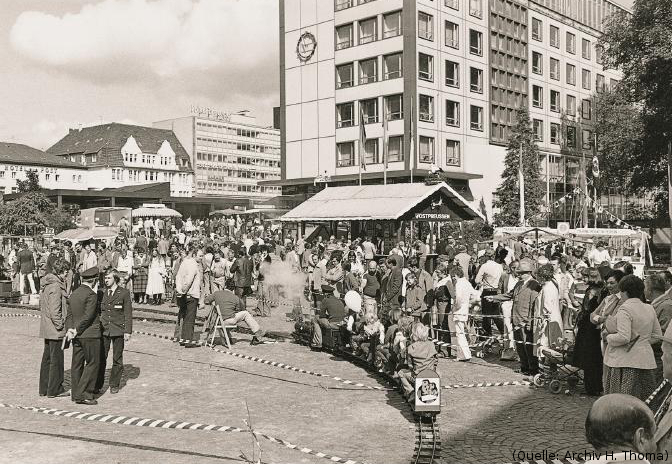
(489, 258, 541, 375)
(64, 266, 102, 405)
(310, 284, 346, 349)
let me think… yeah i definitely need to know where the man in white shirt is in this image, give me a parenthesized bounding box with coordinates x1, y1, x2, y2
(588, 241, 612, 267)
(361, 237, 377, 261)
(475, 248, 504, 339)
(451, 265, 476, 362)
(175, 247, 202, 347)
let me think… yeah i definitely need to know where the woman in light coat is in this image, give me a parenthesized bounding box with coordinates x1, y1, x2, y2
(38, 258, 71, 397)
(534, 264, 563, 356)
(603, 275, 662, 401)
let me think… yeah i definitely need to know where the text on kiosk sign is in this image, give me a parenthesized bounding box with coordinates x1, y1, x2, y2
(415, 213, 452, 220)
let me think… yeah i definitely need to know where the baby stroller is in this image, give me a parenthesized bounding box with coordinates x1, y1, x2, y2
(534, 339, 583, 394)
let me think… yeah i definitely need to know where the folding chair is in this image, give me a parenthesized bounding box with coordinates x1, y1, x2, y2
(207, 303, 238, 349)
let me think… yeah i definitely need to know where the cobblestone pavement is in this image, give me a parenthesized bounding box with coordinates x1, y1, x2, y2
(0, 307, 596, 464)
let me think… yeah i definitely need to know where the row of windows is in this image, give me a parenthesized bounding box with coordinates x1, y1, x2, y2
(530, 85, 593, 120)
(335, 10, 402, 51)
(195, 151, 280, 168)
(117, 169, 190, 184)
(420, 15, 485, 56)
(419, 53, 484, 93)
(196, 122, 278, 140)
(490, 12, 527, 43)
(530, 17, 604, 64)
(531, 52, 612, 91)
(334, 0, 375, 12)
(532, 119, 595, 150)
(196, 182, 280, 194)
(336, 95, 403, 127)
(336, 53, 401, 89)
(197, 166, 280, 181)
(336, 137, 461, 167)
(419, 95, 484, 131)
(122, 152, 176, 166)
(195, 137, 280, 155)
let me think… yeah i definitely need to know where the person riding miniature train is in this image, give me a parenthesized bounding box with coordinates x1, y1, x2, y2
(397, 322, 438, 402)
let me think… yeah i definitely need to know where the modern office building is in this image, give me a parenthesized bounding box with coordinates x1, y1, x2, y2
(273, 0, 628, 221)
(154, 112, 282, 202)
(48, 123, 194, 198)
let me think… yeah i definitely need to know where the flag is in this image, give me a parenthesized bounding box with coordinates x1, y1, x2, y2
(360, 106, 367, 171)
(519, 143, 525, 226)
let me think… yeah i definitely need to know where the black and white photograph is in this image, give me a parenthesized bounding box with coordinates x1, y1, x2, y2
(3, 0, 672, 463)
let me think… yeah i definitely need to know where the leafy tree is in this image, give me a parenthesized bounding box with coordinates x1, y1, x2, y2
(493, 109, 545, 226)
(440, 220, 493, 251)
(16, 169, 41, 193)
(597, 0, 672, 214)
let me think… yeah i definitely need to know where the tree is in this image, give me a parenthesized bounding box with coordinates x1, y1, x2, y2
(440, 220, 493, 251)
(493, 109, 545, 226)
(16, 169, 41, 193)
(597, 0, 672, 214)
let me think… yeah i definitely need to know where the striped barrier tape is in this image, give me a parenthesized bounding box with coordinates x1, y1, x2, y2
(442, 380, 531, 390)
(0, 313, 41, 319)
(0, 402, 363, 464)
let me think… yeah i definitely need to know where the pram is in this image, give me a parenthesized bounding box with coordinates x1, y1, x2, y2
(535, 341, 583, 394)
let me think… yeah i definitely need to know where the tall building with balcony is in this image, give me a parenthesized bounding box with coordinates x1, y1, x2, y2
(154, 112, 281, 201)
(274, 0, 629, 220)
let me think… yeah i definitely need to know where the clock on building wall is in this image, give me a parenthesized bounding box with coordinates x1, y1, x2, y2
(296, 31, 317, 63)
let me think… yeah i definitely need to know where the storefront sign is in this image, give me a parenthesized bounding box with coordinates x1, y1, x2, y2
(414, 213, 452, 220)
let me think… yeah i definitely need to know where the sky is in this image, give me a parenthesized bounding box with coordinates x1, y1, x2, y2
(0, 0, 279, 150)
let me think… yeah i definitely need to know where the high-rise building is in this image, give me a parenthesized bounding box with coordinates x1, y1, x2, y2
(273, 0, 628, 221)
(154, 112, 282, 201)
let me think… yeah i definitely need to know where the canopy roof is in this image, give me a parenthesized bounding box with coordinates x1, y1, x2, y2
(280, 182, 484, 222)
(55, 227, 119, 242)
(132, 204, 182, 218)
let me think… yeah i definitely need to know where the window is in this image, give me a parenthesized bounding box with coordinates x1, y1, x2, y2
(470, 105, 483, 131)
(470, 67, 483, 93)
(337, 142, 355, 167)
(550, 25, 560, 48)
(596, 74, 606, 93)
(385, 94, 403, 120)
(336, 102, 354, 128)
(388, 136, 404, 162)
(582, 129, 593, 150)
(445, 0, 459, 10)
(419, 53, 433, 81)
(582, 38, 591, 60)
(532, 85, 543, 108)
(419, 95, 434, 122)
(566, 95, 576, 116)
(469, 29, 482, 56)
(469, 0, 482, 18)
(384, 53, 402, 79)
(531, 18, 542, 41)
(359, 17, 377, 45)
(445, 21, 459, 49)
(533, 119, 543, 141)
(335, 0, 352, 10)
(383, 11, 402, 38)
(582, 69, 591, 90)
(362, 138, 378, 164)
(550, 123, 560, 144)
(446, 140, 460, 166)
(0, 171, 4, 178)
(419, 136, 435, 163)
(566, 63, 576, 85)
(610, 78, 620, 90)
(335, 23, 353, 50)
(359, 57, 377, 84)
(445, 60, 459, 87)
(446, 100, 460, 126)
(550, 90, 560, 112)
(566, 32, 576, 54)
(11, 171, 17, 179)
(418, 12, 434, 41)
(336, 63, 354, 88)
(360, 98, 378, 124)
(550, 58, 560, 80)
(566, 126, 577, 148)
(55, 174, 60, 182)
(532, 51, 543, 74)
(596, 46, 604, 65)
(581, 99, 592, 120)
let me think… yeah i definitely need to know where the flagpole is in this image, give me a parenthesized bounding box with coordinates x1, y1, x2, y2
(383, 103, 388, 186)
(410, 96, 414, 183)
(519, 141, 525, 226)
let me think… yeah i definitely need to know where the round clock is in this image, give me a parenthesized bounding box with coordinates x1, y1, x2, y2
(296, 31, 317, 63)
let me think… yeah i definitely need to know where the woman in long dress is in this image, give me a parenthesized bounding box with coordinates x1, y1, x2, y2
(132, 248, 149, 304)
(145, 249, 166, 305)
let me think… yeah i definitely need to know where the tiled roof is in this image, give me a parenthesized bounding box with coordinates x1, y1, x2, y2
(46, 123, 193, 172)
(0, 142, 86, 169)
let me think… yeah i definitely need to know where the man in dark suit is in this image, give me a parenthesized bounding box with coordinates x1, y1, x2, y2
(65, 266, 101, 405)
(229, 248, 253, 308)
(96, 269, 133, 394)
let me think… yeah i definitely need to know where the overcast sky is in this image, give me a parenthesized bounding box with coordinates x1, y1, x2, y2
(0, 0, 279, 150)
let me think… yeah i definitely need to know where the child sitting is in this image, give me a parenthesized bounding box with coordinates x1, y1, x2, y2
(397, 322, 437, 401)
(352, 312, 385, 363)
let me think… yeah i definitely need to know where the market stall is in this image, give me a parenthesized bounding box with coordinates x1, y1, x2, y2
(132, 203, 182, 219)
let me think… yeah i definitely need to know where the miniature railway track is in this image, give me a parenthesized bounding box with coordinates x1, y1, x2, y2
(414, 415, 441, 464)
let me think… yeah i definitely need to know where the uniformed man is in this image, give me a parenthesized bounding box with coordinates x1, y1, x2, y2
(310, 284, 346, 349)
(64, 266, 101, 405)
(95, 269, 133, 394)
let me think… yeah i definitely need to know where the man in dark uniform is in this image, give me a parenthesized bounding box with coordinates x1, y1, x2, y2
(310, 284, 346, 349)
(65, 267, 101, 405)
(96, 269, 133, 394)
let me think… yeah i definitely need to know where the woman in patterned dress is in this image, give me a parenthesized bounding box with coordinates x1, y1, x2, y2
(132, 248, 149, 304)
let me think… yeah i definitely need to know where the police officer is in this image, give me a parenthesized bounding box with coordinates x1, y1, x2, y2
(64, 266, 101, 405)
(96, 269, 133, 394)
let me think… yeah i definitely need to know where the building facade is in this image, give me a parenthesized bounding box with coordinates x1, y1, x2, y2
(153, 113, 281, 201)
(47, 123, 194, 198)
(275, 0, 628, 221)
(0, 142, 88, 195)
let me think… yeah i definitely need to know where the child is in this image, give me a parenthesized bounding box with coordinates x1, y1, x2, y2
(397, 322, 437, 401)
(352, 313, 385, 363)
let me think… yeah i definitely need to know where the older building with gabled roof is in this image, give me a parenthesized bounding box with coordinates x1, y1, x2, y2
(47, 123, 194, 197)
